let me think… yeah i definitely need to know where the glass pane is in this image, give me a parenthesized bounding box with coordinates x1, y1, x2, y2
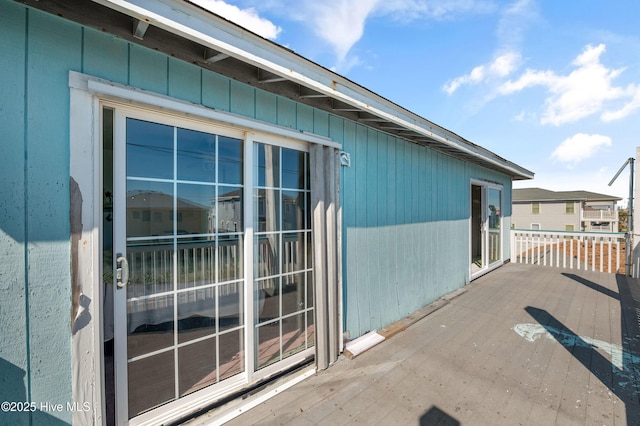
(306, 231, 313, 269)
(127, 118, 174, 179)
(306, 270, 314, 308)
(218, 186, 243, 233)
(256, 188, 280, 233)
(219, 235, 243, 282)
(256, 278, 278, 324)
(256, 144, 280, 187)
(177, 237, 215, 290)
(306, 310, 315, 348)
(127, 181, 174, 238)
(177, 288, 216, 343)
(488, 188, 501, 264)
(219, 282, 243, 331)
(219, 136, 243, 184)
(127, 294, 174, 359)
(305, 192, 311, 230)
(176, 127, 216, 183)
(128, 351, 175, 417)
(256, 321, 280, 369)
(282, 273, 305, 317)
(256, 234, 279, 277)
(281, 148, 305, 189)
(282, 190, 303, 231)
(176, 184, 215, 235)
(281, 313, 305, 358)
(219, 329, 244, 380)
(282, 233, 305, 273)
(178, 337, 216, 396)
(126, 239, 173, 299)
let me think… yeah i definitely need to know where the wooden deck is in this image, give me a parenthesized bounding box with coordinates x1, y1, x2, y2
(187, 263, 640, 426)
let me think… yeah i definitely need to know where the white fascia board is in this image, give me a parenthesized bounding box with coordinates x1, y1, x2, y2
(91, 0, 533, 180)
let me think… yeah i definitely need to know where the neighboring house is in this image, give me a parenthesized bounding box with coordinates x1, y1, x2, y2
(512, 188, 621, 232)
(0, 1, 533, 425)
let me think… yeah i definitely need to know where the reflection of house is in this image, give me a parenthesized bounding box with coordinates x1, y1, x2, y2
(127, 190, 206, 235)
(1, 1, 532, 425)
(214, 189, 242, 233)
(512, 188, 621, 232)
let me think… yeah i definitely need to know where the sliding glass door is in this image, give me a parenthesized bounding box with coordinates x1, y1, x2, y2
(109, 107, 315, 424)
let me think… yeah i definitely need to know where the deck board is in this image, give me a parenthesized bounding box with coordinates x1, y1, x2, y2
(187, 263, 640, 426)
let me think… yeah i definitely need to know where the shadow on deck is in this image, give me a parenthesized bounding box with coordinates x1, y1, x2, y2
(192, 263, 640, 426)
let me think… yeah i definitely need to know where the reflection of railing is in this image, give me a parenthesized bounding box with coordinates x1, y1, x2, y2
(256, 235, 305, 286)
(126, 238, 243, 331)
(125, 236, 306, 331)
(510, 229, 625, 273)
(488, 230, 500, 263)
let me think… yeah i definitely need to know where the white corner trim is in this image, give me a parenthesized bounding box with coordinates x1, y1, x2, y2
(69, 71, 340, 148)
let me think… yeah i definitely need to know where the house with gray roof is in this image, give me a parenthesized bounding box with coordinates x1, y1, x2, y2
(512, 188, 621, 232)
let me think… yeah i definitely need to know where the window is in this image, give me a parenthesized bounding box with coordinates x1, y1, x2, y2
(531, 202, 540, 214)
(565, 224, 574, 231)
(565, 202, 574, 214)
(531, 223, 540, 230)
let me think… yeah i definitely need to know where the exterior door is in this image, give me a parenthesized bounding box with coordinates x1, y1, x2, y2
(470, 182, 502, 278)
(111, 107, 314, 424)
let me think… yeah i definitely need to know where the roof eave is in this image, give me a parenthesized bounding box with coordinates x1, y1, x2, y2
(91, 0, 533, 180)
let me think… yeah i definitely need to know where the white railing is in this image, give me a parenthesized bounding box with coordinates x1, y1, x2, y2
(581, 210, 617, 221)
(510, 229, 626, 274)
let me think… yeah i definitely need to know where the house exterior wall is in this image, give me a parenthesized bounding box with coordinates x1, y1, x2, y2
(512, 201, 580, 231)
(0, 1, 514, 422)
(339, 132, 512, 337)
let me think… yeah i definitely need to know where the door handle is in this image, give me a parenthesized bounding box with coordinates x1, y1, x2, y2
(116, 254, 129, 289)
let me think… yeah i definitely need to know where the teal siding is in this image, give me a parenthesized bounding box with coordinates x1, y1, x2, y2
(255, 89, 277, 124)
(0, 3, 29, 426)
(229, 79, 255, 117)
(27, 8, 80, 426)
(202, 71, 230, 110)
(168, 57, 202, 103)
(341, 137, 512, 337)
(0, 2, 517, 414)
(129, 44, 168, 94)
(83, 30, 129, 82)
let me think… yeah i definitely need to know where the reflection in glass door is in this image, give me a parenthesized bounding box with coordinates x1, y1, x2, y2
(114, 113, 245, 421)
(253, 143, 315, 369)
(470, 182, 502, 277)
(112, 109, 317, 424)
(487, 188, 501, 265)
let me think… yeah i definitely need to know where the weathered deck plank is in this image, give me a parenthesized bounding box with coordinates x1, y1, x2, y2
(190, 263, 640, 426)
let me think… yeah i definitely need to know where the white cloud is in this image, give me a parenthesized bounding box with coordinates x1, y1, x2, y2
(189, 0, 282, 39)
(498, 44, 637, 125)
(551, 133, 611, 165)
(443, 0, 536, 94)
(497, 0, 538, 49)
(377, 0, 496, 21)
(241, 0, 495, 70)
(444, 51, 522, 94)
(601, 84, 640, 121)
(308, 0, 381, 62)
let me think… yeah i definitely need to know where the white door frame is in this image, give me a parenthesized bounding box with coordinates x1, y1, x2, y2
(69, 71, 338, 425)
(469, 179, 503, 280)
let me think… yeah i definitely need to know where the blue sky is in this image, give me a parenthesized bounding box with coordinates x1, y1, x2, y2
(192, 0, 640, 206)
